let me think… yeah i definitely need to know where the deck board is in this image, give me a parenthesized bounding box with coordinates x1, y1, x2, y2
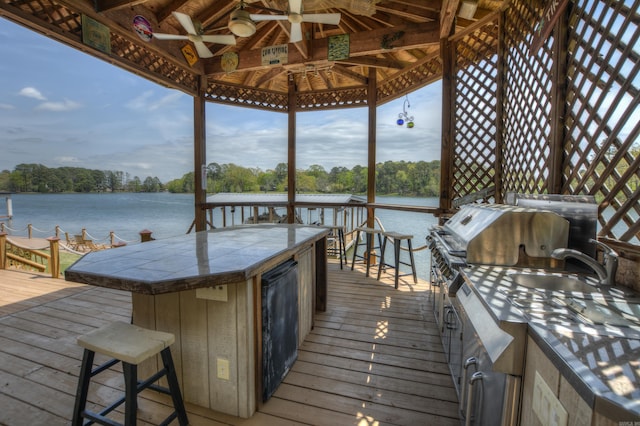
(0, 261, 458, 425)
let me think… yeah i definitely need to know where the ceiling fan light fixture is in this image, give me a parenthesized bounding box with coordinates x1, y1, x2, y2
(229, 9, 256, 37)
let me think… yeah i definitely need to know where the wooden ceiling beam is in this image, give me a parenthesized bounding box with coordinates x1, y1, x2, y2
(156, 0, 191, 23)
(336, 56, 409, 69)
(206, 21, 439, 75)
(375, 3, 438, 22)
(440, 0, 460, 38)
(254, 68, 288, 86)
(94, 0, 148, 13)
(330, 64, 368, 85)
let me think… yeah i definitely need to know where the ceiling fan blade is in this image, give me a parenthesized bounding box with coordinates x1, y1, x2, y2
(290, 22, 302, 43)
(153, 33, 189, 40)
(250, 14, 288, 21)
(172, 11, 198, 35)
(193, 41, 214, 58)
(302, 13, 341, 25)
(289, 0, 302, 15)
(201, 34, 236, 45)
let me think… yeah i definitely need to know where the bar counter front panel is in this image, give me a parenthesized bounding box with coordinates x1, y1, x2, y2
(65, 224, 329, 417)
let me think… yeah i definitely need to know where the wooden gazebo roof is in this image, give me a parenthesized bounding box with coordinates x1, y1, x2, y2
(2, 0, 640, 261)
(0, 0, 504, 112)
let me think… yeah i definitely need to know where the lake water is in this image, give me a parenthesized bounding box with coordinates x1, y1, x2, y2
(2, 193, 439, 279)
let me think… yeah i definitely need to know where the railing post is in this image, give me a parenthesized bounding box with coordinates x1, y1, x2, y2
(82, 228, 88, 240)
(47, 236, 60, 278)
(28, 224, 33, 239)
(0, 223, 5, 233)
(139, 229, 154, 242)
(55, 225, 61, 238)
(0, 232, 6, 270)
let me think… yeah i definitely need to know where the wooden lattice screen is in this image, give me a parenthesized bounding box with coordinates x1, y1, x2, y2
(448, 0, 640, 246)
(563, 0, 640, 245)
(501, 0, 554, 196)
(448, 18, 501, 205)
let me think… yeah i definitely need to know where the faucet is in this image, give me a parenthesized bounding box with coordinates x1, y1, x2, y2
(551, 239, 618, 285)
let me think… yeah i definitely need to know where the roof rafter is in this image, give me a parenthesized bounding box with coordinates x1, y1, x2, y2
(206, 20, 439, 75)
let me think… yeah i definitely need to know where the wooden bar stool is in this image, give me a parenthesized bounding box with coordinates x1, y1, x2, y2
(326, 225, 347, 269)
(350, 227, 383, 278)
(72, 321, 189, 426)
(377, 231, 418, 289)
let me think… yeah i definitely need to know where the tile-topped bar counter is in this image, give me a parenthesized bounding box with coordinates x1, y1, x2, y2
(65, 224, 329, 418)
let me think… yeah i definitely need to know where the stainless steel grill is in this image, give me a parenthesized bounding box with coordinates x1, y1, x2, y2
(428, 203, 571, 425)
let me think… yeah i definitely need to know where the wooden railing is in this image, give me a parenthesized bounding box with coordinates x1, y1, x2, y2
(0, 233, 60, 278)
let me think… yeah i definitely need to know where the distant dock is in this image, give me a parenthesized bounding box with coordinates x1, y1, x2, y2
(0, 191, 13, 220)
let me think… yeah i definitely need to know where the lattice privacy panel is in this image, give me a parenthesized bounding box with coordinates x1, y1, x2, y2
(110, 33, 199, 94)
(377, 56, 443, 104)
(298, 87, 368, 111)
(563, 0, 640, 245)
(205, 82, 289, 112)
(2, 0, 200, 95)
(501, 0, 553, 196)
(450, 20, 500, 203)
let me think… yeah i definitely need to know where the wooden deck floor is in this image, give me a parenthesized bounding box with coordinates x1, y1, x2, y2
(0, 261, 458, 426)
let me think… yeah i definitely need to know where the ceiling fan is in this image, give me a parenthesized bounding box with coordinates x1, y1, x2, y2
(154, 11, 236, 58)
(248, 0, 341, 43)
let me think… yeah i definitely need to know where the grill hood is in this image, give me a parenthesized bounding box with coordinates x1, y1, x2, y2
(441, 204, 569, 266)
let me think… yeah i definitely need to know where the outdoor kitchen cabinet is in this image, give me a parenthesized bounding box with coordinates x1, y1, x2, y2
(520, 336, 592, 426)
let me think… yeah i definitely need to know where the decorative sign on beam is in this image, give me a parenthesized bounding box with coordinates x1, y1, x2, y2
(262, 44, 289, 66)
(206, 21, 439, 75)
(81, 14, 111, 54)
(328, 34, 349, 61)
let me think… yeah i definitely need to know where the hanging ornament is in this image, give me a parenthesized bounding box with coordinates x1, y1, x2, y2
(396, 95, 415, 128)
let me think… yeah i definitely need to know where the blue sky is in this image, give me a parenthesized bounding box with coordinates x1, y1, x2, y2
(0, 17, 442, 183)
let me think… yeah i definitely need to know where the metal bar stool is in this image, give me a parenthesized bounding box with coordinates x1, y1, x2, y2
(378, 231, 418, 289)
(326, 225, 347, 269)
(72, 321, 189, 426)
(350, 227, 383, 278)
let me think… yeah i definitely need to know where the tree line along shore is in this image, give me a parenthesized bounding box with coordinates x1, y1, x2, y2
(1, 160, 441, 197)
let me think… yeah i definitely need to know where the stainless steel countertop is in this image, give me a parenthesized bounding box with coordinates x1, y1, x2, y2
(65, 224, 329, 294)
(461, 265, 640, 419)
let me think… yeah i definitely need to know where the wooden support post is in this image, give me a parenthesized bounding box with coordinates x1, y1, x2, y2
(494, 11, 505, 203)
(0, 232, 6, 270)
(47, 236, 60, 278)
(222, 207, 227, 228)
(549, 4, 570, 193)
(440, 35, 456, 216)
(287, 76, 297, 223)
(194, 75, 208, 232)
(139, 229, 154, 242)
(367, 68, 377, 228)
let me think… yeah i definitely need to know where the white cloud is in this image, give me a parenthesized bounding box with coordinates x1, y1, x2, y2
(0, 103, 14, 110)
(18, 86, 46, 100)
(125, 90, 153, 110)
(36, 99, 82, 112)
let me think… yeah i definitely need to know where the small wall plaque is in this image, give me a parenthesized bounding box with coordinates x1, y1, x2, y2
(132, 15, 153, 42)
(221, 52, 239, 73)
(82, 15, 111, 55)
(181, 44, 198, 66)
(261, 44, 288, 66)
(328, 34, 349, 61)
